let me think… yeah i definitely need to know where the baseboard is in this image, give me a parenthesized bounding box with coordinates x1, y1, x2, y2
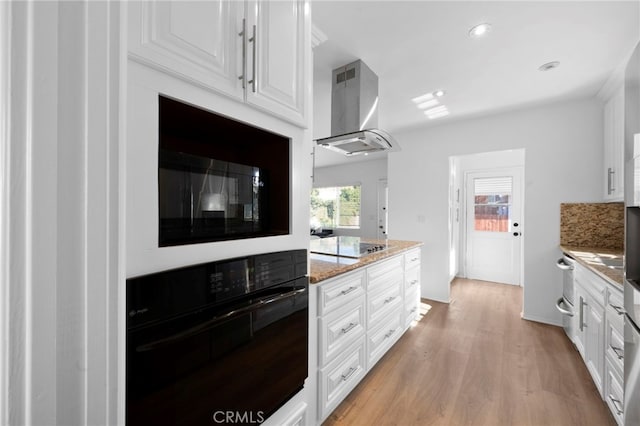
(421, 296, 450, 304)
(521, 313, 562, 327)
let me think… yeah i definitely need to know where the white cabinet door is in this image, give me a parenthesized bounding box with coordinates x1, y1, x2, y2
(246, 0, 307, 125)
(584, 298, 605, 396)
(129, 0, 308, 127)
(575, 289, 587, 358)
(128, 1, 244, 100)
(604, 87, 625, 201)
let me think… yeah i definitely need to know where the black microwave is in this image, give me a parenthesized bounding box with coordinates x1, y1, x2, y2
(158, 96, 290, 246)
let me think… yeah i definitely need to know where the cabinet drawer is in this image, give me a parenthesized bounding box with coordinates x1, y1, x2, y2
(367, 310, 403, 369)
(404, 248, 421, 269)
(367, 256, 403, 293)
(404, 286, 420, 328)
(604, 358, 624, 426)
(605, 318, 624, 376)
(319, 298, 366, 367)
(607, 287, 625, 332)
(367, 280, 402, 328)
(317, 270, 366, 316)
(318, 337, 366, 421)
(404, 267, 420, 292)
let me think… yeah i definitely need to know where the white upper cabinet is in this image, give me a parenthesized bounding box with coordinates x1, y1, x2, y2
(245, 1, 307, 126)
(128, 0, 308, 127)
(603, 86, 624, 201)
(128, 1, 245, 100)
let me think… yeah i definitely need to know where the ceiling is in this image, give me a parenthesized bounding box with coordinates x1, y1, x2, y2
(311, 0, 639, 167)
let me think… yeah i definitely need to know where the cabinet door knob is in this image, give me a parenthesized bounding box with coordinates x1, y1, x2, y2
(513, 232, 520, 236)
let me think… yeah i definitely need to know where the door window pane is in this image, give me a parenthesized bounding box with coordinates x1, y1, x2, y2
(474, 177, 512, 232)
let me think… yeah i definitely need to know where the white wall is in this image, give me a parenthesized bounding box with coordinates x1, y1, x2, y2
(313, 159, 387, 239)
(312, 60, 331, 140)
(127, 61, 313, 278)
(388, 98, 603, 325)
(448, 156, 461, 280)
(2, 3, 123, 425)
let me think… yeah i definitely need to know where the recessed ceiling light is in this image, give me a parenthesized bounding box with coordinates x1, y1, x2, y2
(538, 61, 560, 71)
(469, 23, 492, 38)
(434, 90, 446, 97)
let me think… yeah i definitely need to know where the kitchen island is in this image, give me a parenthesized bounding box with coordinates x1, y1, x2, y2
(309, 236, 422, 283)
(309, 236, 423, 423)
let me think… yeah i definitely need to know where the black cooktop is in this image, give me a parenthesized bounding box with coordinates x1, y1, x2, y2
(310, 236, 388, 259)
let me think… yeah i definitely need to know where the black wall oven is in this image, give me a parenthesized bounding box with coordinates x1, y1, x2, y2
(126, 250, 308, 425)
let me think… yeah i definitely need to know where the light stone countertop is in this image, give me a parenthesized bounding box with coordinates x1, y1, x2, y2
(560, 245, 624, 288)
(309, 239, 423, 284)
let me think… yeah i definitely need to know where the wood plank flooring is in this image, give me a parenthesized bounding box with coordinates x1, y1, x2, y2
(323, 278, 615, 426)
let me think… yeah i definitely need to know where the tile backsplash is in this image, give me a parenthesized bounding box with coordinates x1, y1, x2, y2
(560, 202, 624, 249)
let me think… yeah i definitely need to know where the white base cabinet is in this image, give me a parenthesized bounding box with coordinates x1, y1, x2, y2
(575, 262, 606, 396)
(573, 261, 625, 424)
(315, 248, 421, 423)
(403, 248, 421, 327)
(604, 284, 625, 425)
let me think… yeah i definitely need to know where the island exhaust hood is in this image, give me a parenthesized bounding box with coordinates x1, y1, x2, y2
(315, 60, 399, 156)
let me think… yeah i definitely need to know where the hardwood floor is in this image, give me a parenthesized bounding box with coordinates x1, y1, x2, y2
(322, 278, 615, 426)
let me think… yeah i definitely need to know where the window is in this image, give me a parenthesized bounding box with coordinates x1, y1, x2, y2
(473, 177, 512, 232)
(310, 185, 361, 229)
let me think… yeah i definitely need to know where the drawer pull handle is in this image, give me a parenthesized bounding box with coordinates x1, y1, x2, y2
(341, 286, 357, 296)
(341, 366, 357, 382)
(411, 257, 419, 262)
(384, 296, 396, 304)
(610, 304, 626, 316)
(340, 322, 357, 334)
(610, 345, 624, 360)
(384, 328, 397, 339)
(409, 279, 418, 286)
(608, 395, 623, 415)
(409, 307, 417, 314)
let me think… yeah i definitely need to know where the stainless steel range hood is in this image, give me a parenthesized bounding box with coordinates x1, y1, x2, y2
(315, 60, 399, 156)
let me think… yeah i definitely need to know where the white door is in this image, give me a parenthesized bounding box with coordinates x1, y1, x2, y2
(465, 169, 522, 285)
(377, 179, 388, 239)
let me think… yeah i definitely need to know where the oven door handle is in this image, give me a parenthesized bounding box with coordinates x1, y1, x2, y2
(135, 287, 307, 352)
(556, 258, 573, 270)
(556, 297, 574, 316)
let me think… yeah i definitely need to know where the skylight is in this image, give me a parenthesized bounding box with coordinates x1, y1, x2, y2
(412, 90, 450, 120)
